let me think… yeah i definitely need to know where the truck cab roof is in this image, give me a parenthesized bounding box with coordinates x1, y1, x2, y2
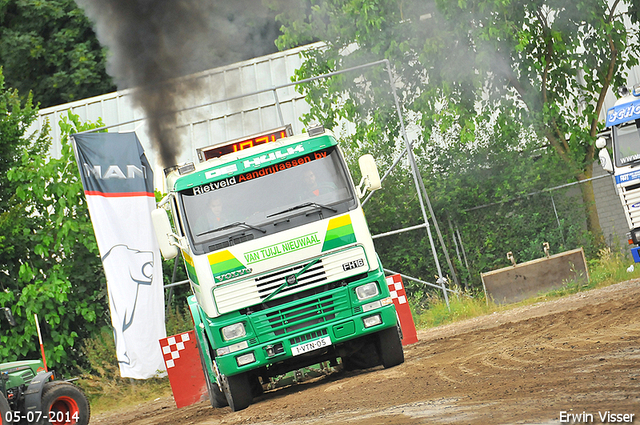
(165, 130, 337, 192)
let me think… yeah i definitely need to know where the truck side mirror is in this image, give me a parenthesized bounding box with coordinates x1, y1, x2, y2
(151, 209, 179, 260)
(596, 137, 613, 173)
(599, 149, 614, 173)
(3, 307, 16, 326)
(357, 154, 381, 198)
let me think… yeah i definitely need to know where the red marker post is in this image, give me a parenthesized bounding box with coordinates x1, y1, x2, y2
(159, 330, 208, 408)
(34, 314, 48, 372)
(386, 274, 418, 346)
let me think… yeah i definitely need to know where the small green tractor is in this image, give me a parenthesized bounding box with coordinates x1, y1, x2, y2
(1, 308, 90, 425)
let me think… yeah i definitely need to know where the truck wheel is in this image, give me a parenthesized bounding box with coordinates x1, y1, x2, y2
(376, 324, 404, 368)
(207, 378, 228, 408)
(40, 381, 90, 425)
(342, 339, 380, 371)
(197, 341, 228, 408)
(221, 373, 253, 412)
(0, 393, 10, 425)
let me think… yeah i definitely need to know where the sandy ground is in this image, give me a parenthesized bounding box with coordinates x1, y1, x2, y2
(92, 280, 640, 425)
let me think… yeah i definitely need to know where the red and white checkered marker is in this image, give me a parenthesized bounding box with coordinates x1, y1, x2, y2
(386, 274, 418, 345)
(159, 330, 208, 408)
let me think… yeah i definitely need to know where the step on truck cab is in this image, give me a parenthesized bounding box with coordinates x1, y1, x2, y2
(152, 125, 404, 411)
(598, 85, 640, 262)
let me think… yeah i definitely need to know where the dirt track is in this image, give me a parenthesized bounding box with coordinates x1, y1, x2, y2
(92, 280, 640, 425)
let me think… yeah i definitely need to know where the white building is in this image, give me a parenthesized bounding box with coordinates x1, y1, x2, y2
(34, 43, 323, 189)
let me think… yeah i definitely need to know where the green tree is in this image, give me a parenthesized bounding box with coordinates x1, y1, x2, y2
(0, 68, 47, 210)
(0, 66, 49, 319)
(275, 0, 640, 242)
(0, 0, 115, 108)
(0, 99, 107, 374)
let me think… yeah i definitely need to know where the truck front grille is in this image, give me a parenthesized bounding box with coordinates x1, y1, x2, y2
(214, 246, 368, 314)
(255, 261, 327, 299)
(620, 184, 640, 229)
(252, 290, 350, 338)
(266, 295, 335, 335)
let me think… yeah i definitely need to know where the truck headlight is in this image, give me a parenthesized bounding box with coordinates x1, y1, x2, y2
(355, 282, 379, 301)
(631, 228, 640, 244)
(221, 323, 246, 341)
(236, 352, 256, 367)
(363, 314, 382, 328)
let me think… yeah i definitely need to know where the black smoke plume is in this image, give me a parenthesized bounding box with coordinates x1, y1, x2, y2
(74, 0, 281, 168)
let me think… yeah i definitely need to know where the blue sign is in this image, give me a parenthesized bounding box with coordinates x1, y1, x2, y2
(615, 169, 640, 184)
(607, 98, 640, 126)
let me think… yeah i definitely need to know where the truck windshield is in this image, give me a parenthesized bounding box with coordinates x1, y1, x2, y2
(614, 119, 640, 167)
(179, 146, 357, 254)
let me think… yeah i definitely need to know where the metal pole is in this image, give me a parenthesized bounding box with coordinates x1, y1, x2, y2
(164, 279, 190, 289)
(273, 89, 285, 127)
(414, 167, 459, 288)
(165, 256, 180, 315)
(454, 222, 472, 286)
(372, 223, 427, 239)
(448, 216, 468, 290)
(384, 269, 458, 293)
(550, 194, 566, 246)
(383, 60, 449, 309)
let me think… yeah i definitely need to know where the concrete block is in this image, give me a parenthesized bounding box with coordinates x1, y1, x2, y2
(481, 248, 589, 305)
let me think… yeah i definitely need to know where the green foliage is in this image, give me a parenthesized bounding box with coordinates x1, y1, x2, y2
(585, 246, 640, 289)
(413, 289, 494, 329)
(0, 68, 47, 210)
(0, 0, 115, 108)
(77, 327, 171, 414)
(0, 104, 108, 374)
(275, 0, 639, 291)
(165, 304, 194, 336)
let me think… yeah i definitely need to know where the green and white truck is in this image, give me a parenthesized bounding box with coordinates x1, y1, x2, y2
(152, 126, 404, 411)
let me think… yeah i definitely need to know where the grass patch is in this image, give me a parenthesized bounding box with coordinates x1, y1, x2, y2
(413, 247, 640, 329)
(78, 305, 193, 415)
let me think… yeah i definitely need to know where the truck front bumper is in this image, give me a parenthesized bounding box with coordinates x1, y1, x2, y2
(215, 298, 397, 377)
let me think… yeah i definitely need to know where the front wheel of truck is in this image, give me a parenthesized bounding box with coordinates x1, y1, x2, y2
(221, 373, 253, 411)
(197, 340, 227, 408)
(376, 324, 404, 368)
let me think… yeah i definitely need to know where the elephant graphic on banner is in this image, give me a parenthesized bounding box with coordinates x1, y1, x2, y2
(102, 244, 154, 365)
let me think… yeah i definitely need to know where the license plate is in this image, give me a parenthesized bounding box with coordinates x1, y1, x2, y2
(291, 336, 332, 356)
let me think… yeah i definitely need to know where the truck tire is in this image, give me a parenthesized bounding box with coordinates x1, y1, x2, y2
(206, 375, 228, 409)
(221, 373, 253, 412)
(197, 340, 227, 408)
(376, 324, 404, 369)
(342, 339, 380, 371)
(40, 381, 90, 425)
(0, 393, 10, 425)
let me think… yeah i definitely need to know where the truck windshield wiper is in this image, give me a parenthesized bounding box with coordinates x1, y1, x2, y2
(196, 221, 266, 237)
(266, 202, 337, 218)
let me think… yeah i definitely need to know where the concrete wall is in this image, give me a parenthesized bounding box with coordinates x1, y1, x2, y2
(481, 248, 589, 304)
(592, 161, 630, 250)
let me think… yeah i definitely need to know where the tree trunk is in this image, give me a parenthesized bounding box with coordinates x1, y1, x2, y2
(578, 162, 604, 246)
